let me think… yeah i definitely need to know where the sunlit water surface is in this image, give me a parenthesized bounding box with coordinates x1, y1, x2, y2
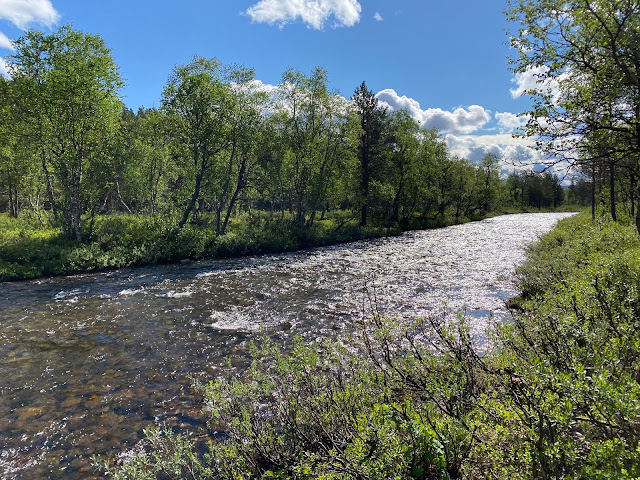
(0, 213, 574, 479)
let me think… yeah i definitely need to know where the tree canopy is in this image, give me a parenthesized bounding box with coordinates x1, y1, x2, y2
(507, 0, 640, 227)
(8, 24, 123, 240)
(0, 25, 571, 256)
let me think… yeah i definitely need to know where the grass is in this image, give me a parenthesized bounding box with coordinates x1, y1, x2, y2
(0, 211, 399, 281)
(0, 205, 582, 282)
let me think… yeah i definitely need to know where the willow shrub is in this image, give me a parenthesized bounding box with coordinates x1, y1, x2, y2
(97, 313, 488, 480)
(100, 211, 640, 479)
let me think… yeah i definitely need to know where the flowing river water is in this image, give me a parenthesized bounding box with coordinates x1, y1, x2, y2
(0, 212, 574, 479)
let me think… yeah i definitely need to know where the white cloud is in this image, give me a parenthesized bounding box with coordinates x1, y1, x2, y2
(231, 79, 279, 96)
(245, 0, 361, 30)
(445, 132, 544, 171)
(0, 0, 60, 77)
(251, 79, 279, 95)
(376, 88, 491, 134)
(446, 132, 570, 182)
(510, 65, 570, 106)
(373, 11, 383, 21)
(510, 65, 548, 99)
(0, 30, 12, 49)
(372, 88, 547, 171)
(0, 0, 60, 29)
(423, 105, 491, 135)
(0, 56, 8, 77)
(495, 111, 527, 132)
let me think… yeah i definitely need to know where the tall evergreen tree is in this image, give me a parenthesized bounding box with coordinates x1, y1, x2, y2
(352, 81, 387, 227)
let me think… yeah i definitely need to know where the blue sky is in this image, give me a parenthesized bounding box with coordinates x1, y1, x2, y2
(0, 0, 546, 168)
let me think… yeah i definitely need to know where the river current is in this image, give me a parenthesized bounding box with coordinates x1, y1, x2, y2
(0, 212, 574, 479)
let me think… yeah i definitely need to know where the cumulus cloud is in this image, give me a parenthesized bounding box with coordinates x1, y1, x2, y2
(444, 132, 550, 175)
(0, 57, 8, 76)
(0, 0, 60, 29)
(376, 88, 491, 135)
(245, 0, 361, 30)
(423, 105, 492, 135)
(510, 65, 570, 107)
(251, 79, 279, 95)
(372, 88, 549, 172)
(231, 79, 279, 96)
(447, 132, 569, 181)
(373, 12, 383, 21)
(0, 0, 60, 76)
(510, 65, 547, 99)
(0, 30, 12, 49)
(495, 111, 528, 132)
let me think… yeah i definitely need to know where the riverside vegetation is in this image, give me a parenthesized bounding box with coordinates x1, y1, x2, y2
(97, 210, 640, 479)
(0, 24, 579, 282)
(5, 1, 639, 283)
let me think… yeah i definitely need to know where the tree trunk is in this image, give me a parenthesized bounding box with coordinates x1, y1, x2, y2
(591, 163, 596, 221)
(41, 150, 59, 222)
(7, 166, 17, 218)
(179, 156, 207, 229)
(70, 173, 82, 241)
(295, 198, 306, 226)
(29, 189, 45, 226)
(609, 161, 616, 221)
(115, 179, 132, 214)
(215, 207, 222, 236)
(360, 153, 369, 227)
(631, 172, 636, 219)
(360, 203, 368, 227)
(13, 185, 19, 218)
(220, 162, 247, 236)
(636, 182, 640, 236)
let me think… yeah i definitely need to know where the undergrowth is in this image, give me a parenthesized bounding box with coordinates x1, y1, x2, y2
(0, 208, 492, 282)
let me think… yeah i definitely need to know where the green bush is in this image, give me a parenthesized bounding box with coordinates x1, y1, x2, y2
(97, 321, 471, 480)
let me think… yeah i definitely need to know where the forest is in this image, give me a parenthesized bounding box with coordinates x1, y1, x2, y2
(0, 25, 577, 281)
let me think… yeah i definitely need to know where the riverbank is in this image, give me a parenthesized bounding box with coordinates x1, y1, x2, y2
(0, 212, 391, 282)
(102, 210, 640, 479)
(0, 208, 575, 282)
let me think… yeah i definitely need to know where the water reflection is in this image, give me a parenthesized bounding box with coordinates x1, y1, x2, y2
(0, 213, 574, 479)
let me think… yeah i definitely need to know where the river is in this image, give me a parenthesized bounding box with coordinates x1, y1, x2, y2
(0, 212, 574, 479)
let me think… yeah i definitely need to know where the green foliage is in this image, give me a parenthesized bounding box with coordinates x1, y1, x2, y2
(0, 213, 210, 280)
(504, 171, 565, 211)
(162, 56, 236, 229)
(506, 0, 640, 160)
(100, 330, 461, 480)
(489, 212, 640, 479)
(506, 0, 640, 230)
(0, 211, 398, 281)
(352, 80, 389, 227)
(1, 25, 570, 276)
(8, 24, 124, 241)
(94, 427, 206, 480)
